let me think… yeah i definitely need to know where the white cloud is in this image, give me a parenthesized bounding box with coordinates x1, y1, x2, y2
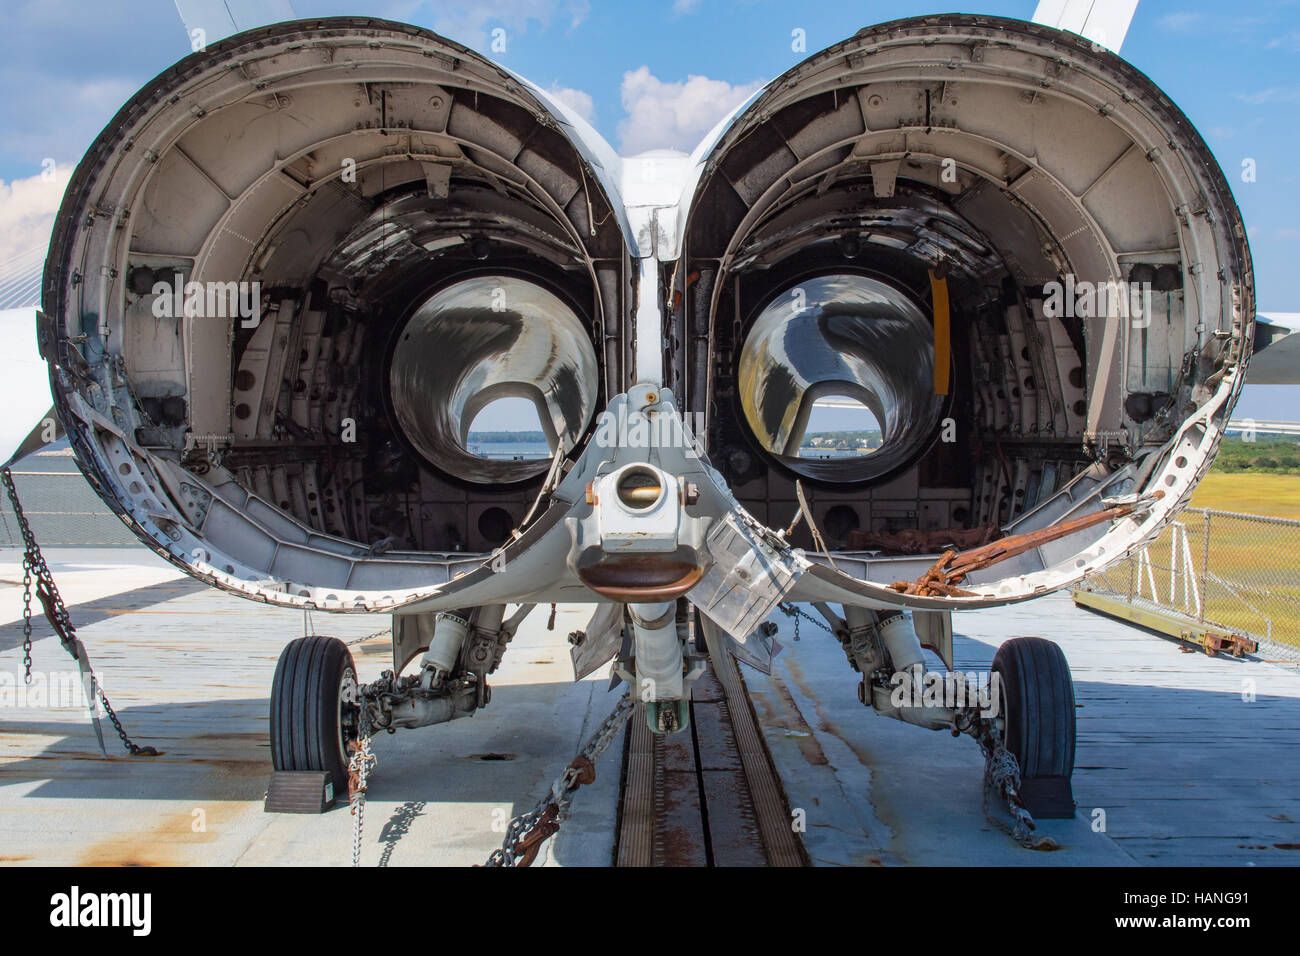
(1155, 11, 1275, 42)
(0, 164, 72, 266)
(1234, 87, 1300, 104)
(0, 72, 138, 170)
(1267, 31, 1300, 52)
(398, 0, 592, 51)
(1157, 12, 1203, 33)
(547, 84, 595, 122)
(617, 66, 763, 155)
(672, 0, 702, 16)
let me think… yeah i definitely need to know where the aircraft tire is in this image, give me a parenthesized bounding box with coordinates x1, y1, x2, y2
(991, 636, 1076, 818)
(270, 636, 358, 795)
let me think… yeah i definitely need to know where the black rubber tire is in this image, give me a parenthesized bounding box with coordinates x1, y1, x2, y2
(991, 636, 1076, 817)
(270, 636, 358, 795)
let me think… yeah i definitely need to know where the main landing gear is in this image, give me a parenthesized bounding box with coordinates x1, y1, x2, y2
(831, 606, 1076, 830)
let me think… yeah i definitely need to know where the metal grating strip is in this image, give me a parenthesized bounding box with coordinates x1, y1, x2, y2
(615, 702, 655, 866)
(703, 623, 809, 867)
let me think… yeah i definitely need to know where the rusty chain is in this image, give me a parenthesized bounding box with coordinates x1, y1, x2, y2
(4, 463, 1059, 855)
(483, 691, 634, 867)
(969, 717, 1058, 850)
(778, 602, 830, 642)
(347, 708, 376, 867)
(2, 466, 159, 757)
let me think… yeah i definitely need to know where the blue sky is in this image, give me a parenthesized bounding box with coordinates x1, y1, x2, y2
(1, 0, 1296, 418)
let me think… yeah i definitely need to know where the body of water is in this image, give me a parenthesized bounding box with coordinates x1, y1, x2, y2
(467, 441, 551, 460)
(466, 440, 870, 460)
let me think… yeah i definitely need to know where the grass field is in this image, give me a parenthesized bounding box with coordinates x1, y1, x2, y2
(1189, 473, 1300, 519)
(1087, 473, 1300, 649)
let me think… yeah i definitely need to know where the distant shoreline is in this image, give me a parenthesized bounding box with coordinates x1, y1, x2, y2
(466, 429, 884, 446)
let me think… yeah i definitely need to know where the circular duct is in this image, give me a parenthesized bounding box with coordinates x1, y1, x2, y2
(388, 275, 600, 484)
(738, 273, 947, 484)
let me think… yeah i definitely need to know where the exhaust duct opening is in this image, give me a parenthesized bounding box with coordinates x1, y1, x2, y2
(387, 275, 599, 485)
(466, 396, 554, 460)
(738, 273, 945, 484)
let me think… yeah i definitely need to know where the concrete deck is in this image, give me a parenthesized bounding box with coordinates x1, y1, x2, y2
(1, 548, 1298, 866)
(0, 548, 624, 867)
(747, 593, 1300, 866)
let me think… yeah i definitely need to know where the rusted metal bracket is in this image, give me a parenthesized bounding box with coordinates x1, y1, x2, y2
(890, 493, 1162, 597)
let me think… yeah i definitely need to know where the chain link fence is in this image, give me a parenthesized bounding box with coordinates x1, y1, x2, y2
(0, 467, 138, 548)
(1079, 507, 1300, 657)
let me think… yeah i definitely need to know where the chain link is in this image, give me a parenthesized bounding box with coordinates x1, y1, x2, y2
(345, 708, 376, 867)
(970, 718, 1058, 850)
(1084, 507, 1300, 659)
(20, 553, 33, 683)
(772, 596, 1055, 851)
(777, 602, 830, 642)
(347, 751, 376, 863)
(2, 466, 159, 757)
(483, 692, 635, 867)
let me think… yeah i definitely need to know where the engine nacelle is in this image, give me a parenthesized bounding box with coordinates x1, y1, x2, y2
(40, 15, 1253, 622)
(42, 18, 634, 610)
(670, 14, 1252, 608)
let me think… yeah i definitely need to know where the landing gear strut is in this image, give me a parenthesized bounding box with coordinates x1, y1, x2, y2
(270, 607, 524, 790)
(832, 606, 1077, 842)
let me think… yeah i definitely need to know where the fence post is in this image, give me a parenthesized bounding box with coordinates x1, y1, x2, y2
(1127, 540, 1136, 604)
(1169, 524, 1178, 606)
(1199, 510, 1211, 625)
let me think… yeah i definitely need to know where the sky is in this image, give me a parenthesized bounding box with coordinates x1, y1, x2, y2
(0, 0, 1296, 421)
